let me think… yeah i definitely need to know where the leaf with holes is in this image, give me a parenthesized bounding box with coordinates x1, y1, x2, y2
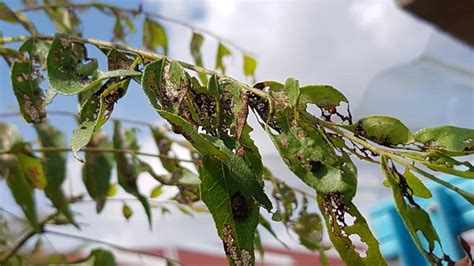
(199, 156, 259, 265)
(11, 61, 46, 124)
(47, 35, 140, 95)
(298, 85, 348, 110)
(380, 155, 449, 264)
(415, 126, 474, 153)
(317, 194, 386, 266)
(352, 115, 414, 146)
(265, 119, 357, 201)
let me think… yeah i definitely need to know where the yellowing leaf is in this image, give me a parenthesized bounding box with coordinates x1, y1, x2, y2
(215, 43, 231, 74)
(150, 185, 163, 198)
(122, 203, 133, 220)
(243, 54, 257, 79)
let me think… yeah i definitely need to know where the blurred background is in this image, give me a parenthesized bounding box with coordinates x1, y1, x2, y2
(0, 0, 473, 265)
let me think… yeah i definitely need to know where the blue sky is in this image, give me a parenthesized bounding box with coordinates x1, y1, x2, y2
(1, 0, 473, 263)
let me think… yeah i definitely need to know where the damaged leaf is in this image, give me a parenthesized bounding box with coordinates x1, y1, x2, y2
(415, 126, 474, 153)
(352, 115, 414, 146)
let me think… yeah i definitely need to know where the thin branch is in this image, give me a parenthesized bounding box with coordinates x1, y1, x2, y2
(44, 229, 182, 264)
(0, 35, 267, 100)
(0, 213, 59, 263)
(321, 120, 474, 200)
(0, 146, 199, 163)
(18, 2, 254, 56)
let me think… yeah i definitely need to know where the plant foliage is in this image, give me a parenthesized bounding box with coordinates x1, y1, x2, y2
(0, 1, 472, 265)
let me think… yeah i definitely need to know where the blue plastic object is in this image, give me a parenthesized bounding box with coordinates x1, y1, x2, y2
(370, 176, 473, 265)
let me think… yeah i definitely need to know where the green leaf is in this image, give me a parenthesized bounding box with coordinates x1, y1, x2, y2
(122, 203, 133, 220)
(34, 123, 75, 224)
(190, 32, 207, 83)
(71, 74, 136, 161)
(317, 194, 386, 266)
(143, 18, 168, 55)
(43, 3, 80, 36)
(113, 121, 152, 227)
(266, 121, 357, 201)
(10, 38, 51, 123)
(243, 55, 257, 80)
(414, 126, 474, 153)
(298, 85, 348, 110)
(403, 169, 432, 199)
(291, 210, 323, 251)
(46, 35, 94, 95)
(158, 110, 271, 209)
(11, 61, 46, 124)
(352, 115, 414, 145)
(284, 78, 299, 107)
(6, 165, 39, 232)
(47, 35, 140, 95)
(199, 156, 258, 265)
(215, 43, 231, 74)
(141, 59, 165, 110)
(380, 155, 447, 263)
(70, 121, 96, 162)
(15, 150, 47, 189)
(150, 186, 163, 198)
(82, 132, 114, 213)
(0, 3, 37, 34)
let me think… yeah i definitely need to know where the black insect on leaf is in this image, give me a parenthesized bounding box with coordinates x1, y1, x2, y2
(231, 192, 249, 220)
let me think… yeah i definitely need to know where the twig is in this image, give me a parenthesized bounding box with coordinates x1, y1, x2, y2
(0, 35, 268, 100)
(18, 2, 254, 56)
(320, 119, 474, 200)
(44, 229, 182, 264)
(0, 213, 59, 263)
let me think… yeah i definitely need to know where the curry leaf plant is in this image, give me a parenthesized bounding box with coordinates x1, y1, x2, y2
(0, 1, 473, 266)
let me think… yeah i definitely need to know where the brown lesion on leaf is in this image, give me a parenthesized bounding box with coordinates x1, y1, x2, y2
(235, 93, 249, 141)
(222, 224, 253, 266)
(320, 104, 353, 125)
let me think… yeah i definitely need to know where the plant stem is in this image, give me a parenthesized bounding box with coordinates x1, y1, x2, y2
(44, 229, 182, 264)
(320, 119, 474, 201)
(18, 2, 253, 56)
(0, 146, 199, 163)
(0, 35, 268, 100)
(0, 213, 59, 263)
